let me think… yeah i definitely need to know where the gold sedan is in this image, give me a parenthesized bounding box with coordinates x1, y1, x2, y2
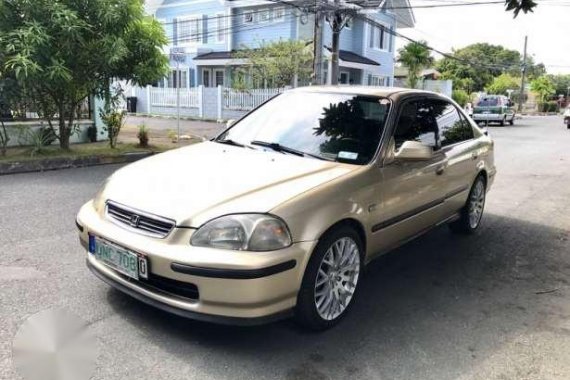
(77, 87, 495, 330)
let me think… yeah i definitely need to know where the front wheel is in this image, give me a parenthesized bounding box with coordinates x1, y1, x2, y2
(294, 226, 363, 330)
(449, 175, 487, 234)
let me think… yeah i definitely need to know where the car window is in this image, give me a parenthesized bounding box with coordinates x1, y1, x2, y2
(434, 101, 474, 147)
(477, 97, 499, 107)
(393, 100, 438, 150)
(219, 92, 391, 165)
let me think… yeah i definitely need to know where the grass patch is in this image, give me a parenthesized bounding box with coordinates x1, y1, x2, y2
(0, 142, 172, 163)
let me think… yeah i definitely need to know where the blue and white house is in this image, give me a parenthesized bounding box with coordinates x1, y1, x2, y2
(136, 0, 415, 118)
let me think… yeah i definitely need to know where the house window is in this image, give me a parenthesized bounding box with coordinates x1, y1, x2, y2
(258, 9, 270, 23)
(167, 69, 188, 88)
(273, 7, 285, 22)
(369, 24, 388, 50)
(178, 16, 202, 43)
(243, 11, 254, 24)
(214, 69, 225, 87)
(345, 17, 352, 30)
(216, 13, 226, 43)
(368, 75, 387, 87)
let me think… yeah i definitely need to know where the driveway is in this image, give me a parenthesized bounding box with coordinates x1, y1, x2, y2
(1, 116, 569, 380)
(125, 115, 225, 140)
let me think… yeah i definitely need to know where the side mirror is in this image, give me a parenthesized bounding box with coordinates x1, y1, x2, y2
(226, 119, 236, 128)
(394, 141, 433, 161)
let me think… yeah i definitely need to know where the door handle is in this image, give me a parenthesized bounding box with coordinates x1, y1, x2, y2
(471, 152, 479, 160)
(435, 166, 445, 175)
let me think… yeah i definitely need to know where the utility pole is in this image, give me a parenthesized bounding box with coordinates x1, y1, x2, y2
(312, 4, 324, 85)
(330, 0, 342, 85)
(518, 35, 528, 113)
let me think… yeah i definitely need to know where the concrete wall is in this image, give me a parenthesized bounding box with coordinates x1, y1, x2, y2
(2, 120, 96, 148)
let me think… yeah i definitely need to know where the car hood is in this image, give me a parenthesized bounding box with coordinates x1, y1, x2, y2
(102, 141, 356, 227)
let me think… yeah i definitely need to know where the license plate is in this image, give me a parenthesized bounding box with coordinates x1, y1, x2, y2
(482, 111, 490, 114)
(89, 235, 148, 280)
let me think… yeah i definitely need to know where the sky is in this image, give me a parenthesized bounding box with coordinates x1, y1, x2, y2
(396, 0, 570, 74)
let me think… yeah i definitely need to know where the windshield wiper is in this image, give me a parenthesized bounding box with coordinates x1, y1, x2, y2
(251, 140, 334, 161)
(215, 139, 249, 148)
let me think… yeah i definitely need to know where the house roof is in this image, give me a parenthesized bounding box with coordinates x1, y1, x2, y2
(194, 51, 235, 60)
(338, 50, 380, 66)
(195, 49, 381, 67)
(394, 67, 441, 78)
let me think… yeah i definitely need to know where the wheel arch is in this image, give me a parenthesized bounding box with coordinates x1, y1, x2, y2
(317, 218, 367, 257)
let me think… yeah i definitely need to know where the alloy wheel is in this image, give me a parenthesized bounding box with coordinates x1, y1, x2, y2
(314, 237, 361, 321)
(468, 179, 486, 229)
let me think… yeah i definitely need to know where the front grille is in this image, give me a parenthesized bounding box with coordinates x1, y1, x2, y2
(141, 274, 200, 300)
(115, 271, 200, 301)
(106, 200, 175, 238)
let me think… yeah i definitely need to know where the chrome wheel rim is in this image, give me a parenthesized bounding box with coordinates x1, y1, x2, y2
(314, 237, 360, 321)
(468, 180, 486, 229)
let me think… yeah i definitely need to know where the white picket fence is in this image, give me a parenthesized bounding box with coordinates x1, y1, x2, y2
(150, 87, 200, 108)
(223, 88, 285, 111)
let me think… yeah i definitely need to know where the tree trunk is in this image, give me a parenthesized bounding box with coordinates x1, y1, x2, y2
(0, 119, 8, 156)
(58, 102, 70, 150)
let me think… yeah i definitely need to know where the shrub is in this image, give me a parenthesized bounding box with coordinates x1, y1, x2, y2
(538, 101, 558, 113)
(87, 125, 98, 143)
(137, 124, 149, 148)
(452, 89, 470, 107)
(38, 127, 57, 146)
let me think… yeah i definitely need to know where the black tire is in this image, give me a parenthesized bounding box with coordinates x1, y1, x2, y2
(449, 175, 487, 234)
(294, 225, 364, 331)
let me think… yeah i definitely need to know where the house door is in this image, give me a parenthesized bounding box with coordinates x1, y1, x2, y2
(202, 69, 211, 87)
(339, 71, 350, 84)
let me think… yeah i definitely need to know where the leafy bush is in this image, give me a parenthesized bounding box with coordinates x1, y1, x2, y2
(17, 126, 56, 156)
(538, 101, 558, 113)
(87, 125, 98, 143)
(452, 89, 470, 107)
(137, 124, 149, 148)
(39, 127, 57, 146)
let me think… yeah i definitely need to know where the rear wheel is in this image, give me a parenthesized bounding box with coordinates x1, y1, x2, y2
(449, 175, 486, 234)
(295, 225, 363, 330)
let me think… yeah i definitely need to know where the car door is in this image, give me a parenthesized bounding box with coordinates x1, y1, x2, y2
(368, 98, 451, 256)
(433, 100, 479, 215)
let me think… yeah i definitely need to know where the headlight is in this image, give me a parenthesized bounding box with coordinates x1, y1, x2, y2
(190, 214, 292, 251)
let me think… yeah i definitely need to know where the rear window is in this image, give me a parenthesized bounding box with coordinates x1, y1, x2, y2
(477, 97, 500, 107)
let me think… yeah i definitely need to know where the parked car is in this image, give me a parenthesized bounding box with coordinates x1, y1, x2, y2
(564, 106, 570, 128)
(77, 87, 496, 330)
(472, 95, 516, 126)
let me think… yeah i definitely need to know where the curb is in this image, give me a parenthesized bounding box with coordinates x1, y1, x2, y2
(0, 151, 155, 176)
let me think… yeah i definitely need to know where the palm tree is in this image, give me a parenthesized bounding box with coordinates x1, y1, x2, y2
(397, 41, 434, 89)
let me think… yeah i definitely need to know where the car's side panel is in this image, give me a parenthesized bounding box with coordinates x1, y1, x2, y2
(368, 152, 451, 258)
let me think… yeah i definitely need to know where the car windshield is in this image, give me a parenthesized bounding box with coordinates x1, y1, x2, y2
(217, 92, 391, 165)
(477, 97, 500, 107)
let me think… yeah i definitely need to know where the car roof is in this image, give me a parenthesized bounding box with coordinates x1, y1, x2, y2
(287, 85, 438, 98)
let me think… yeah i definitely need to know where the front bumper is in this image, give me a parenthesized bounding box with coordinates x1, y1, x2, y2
(77, 201, 317, 323)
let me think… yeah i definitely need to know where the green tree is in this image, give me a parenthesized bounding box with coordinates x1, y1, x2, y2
(452, 89, 470, 107)
(505, 0, 537, 17)
(530, 76, 555, 103)
(485, 73, 520, 95)
(437, 43, 526, 92)
(0, 0, 168, 150)
(235, 40, 313, 89)
(397, 41, 434, 89)
(546, 74, 570, 97)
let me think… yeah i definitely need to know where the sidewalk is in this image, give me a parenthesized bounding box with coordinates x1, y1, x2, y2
(124, 115, 225, 140)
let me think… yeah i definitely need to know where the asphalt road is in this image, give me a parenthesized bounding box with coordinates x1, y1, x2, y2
(1, 116, 570, 380)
